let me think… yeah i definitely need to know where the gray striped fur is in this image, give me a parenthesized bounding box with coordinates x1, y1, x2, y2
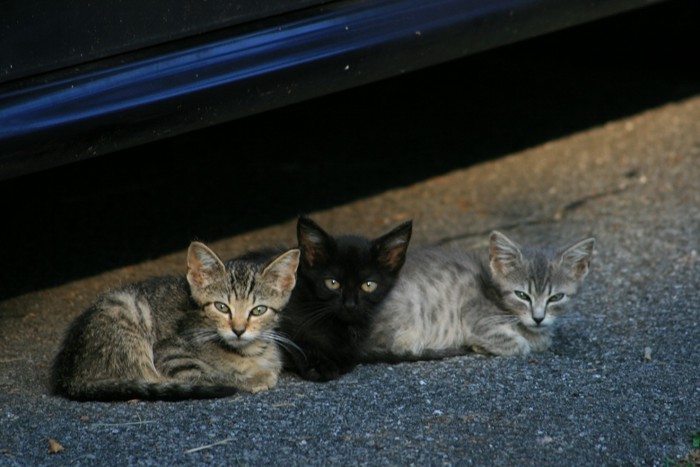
(361, 231, 594, 360)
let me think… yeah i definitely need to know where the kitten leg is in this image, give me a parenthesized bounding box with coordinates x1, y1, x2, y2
(302, 351, 354, 382)
(303, 359, 343, 382)
(524, 331, 553, 353)
(207, 344, 283, 393)
(155, 339, 213, 381)
(237, 370, 279, 394)
(284, 340, 353, 382)
(471, 327, 532, 356)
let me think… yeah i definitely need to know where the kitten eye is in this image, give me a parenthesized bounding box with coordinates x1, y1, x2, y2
(250, 305, 268, 317)
(361, 281, 378, 293)
(213, 302, 230, 314)
(324, 278, 341, 290)
(514, 290, 531, 302)
(548, 293, 565, 303)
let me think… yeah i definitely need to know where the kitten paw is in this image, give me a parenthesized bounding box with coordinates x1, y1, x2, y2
(241, 371, 278, 393)
(303, 367, 339, 383)
(496, 340, 532, 356)
(248, 384, 272, 394)
(302, 360, 356, 382)
(473, 335, 532, 356)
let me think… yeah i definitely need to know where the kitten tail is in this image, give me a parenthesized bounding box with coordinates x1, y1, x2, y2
(54, 380, 238, 402)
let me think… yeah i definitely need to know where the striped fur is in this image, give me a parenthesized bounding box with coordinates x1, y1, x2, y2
(52, 242, 299, 401)
(361, 231, 594, 360)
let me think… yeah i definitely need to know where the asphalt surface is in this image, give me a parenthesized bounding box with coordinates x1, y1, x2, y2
(1, 1, 699, 465)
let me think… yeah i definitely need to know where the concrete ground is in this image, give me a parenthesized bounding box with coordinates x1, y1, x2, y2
(1, 1, 699, 465)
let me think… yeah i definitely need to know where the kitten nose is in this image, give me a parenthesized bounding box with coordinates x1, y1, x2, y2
(533, 316, 544, 325)
(233, 327, 246, 337)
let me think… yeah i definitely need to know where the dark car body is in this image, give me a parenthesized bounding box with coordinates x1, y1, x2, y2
(0, 0, 665, 180)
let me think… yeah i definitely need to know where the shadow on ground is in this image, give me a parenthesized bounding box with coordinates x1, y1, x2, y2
(1, 0, 698, 300)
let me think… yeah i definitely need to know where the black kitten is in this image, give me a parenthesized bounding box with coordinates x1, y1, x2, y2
(280, 216, 412, 381)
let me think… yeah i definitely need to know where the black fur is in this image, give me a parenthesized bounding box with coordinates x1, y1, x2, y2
(280, 216, 412, 381)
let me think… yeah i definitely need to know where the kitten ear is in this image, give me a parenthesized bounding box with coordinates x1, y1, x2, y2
(261, 248, 300, 295)
(373, 220, 413, 272)
(297, 216, 333, 267)
(489, 231, 523, 276)
(559, 237, 595, 281)
(187, 242, 227, 289)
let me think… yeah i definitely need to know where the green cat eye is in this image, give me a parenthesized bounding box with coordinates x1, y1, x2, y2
(514, 290, 531, 302)
(250, 305, 268, 317)
(361, 281, 378, 293)
(324, 278, 341, 290)
(548, 293, 565, 303)
(213, 302, 230, 314)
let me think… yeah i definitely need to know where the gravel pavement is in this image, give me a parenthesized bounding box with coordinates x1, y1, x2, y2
(1, 2, 699, 465)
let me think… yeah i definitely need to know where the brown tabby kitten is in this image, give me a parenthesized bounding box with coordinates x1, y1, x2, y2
(51, 242, 299, 401)
(362, 231, 595, 360)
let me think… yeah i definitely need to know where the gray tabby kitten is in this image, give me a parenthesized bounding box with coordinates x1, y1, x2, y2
(52, 242, 300, 401)
(362, 231, 594, 359)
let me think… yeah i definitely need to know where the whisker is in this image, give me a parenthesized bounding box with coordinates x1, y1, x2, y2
(261, 331, 306, 358)
(285, 305, 335, 336)
(181, 328, 221, 346)
(549, 312, 575, 324)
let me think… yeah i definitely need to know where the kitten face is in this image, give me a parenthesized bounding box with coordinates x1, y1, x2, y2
(187, 243, 299, 349)
(297, 216, 412, 325)
(489, 231, 594, 330)
(302, 238, 392, 324)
